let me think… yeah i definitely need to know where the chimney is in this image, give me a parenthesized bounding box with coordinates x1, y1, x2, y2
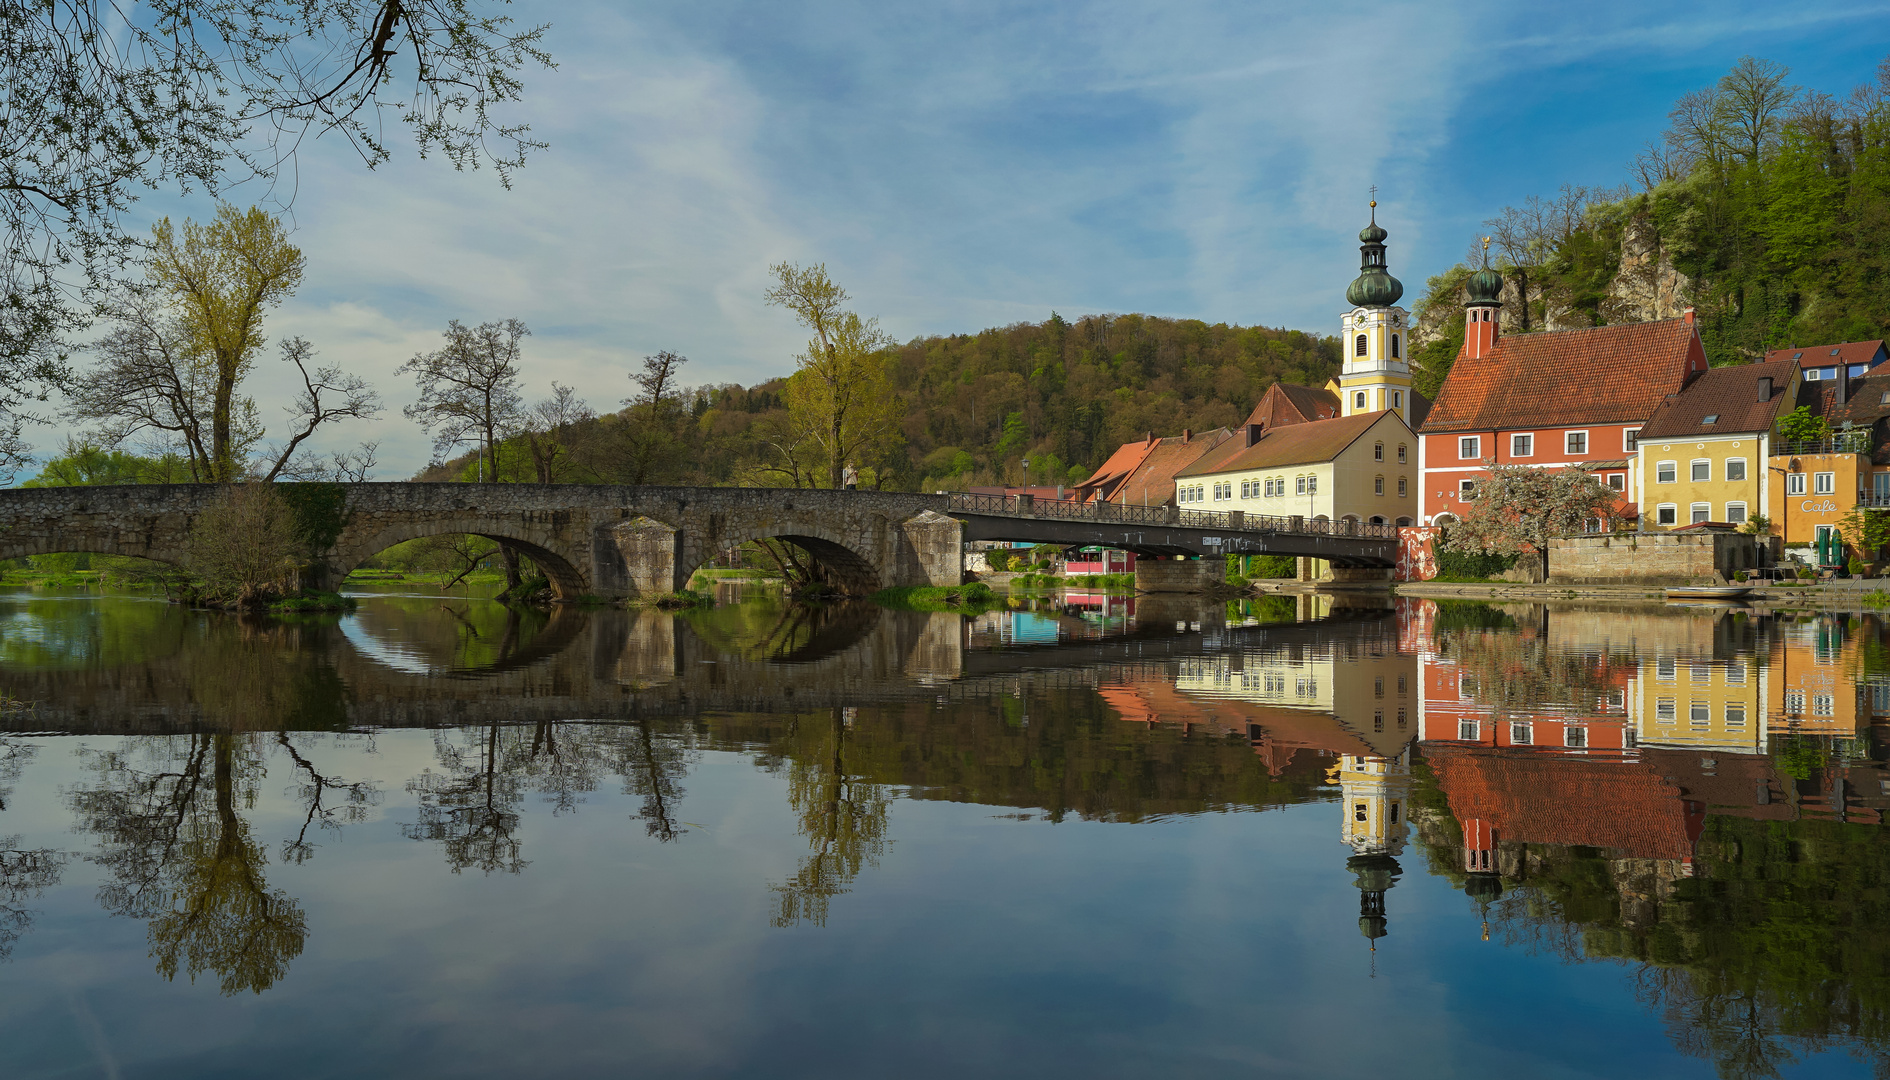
(1246, 423, 1264, 447)
(1182, 428, 1192, 443)
(1838, 366, 1850, 406)
(1683, 307, 1695, 324)
(1145, 431, 1155, 446)
(1757, 376, 1772, 402)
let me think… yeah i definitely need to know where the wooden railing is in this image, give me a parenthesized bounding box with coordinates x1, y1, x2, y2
(944, 493, 1400, 540)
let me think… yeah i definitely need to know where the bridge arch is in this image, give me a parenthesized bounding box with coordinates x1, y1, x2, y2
(689, 522, 882, 595)
(330, 521, 589, 599)
(0, 532, 186, 570)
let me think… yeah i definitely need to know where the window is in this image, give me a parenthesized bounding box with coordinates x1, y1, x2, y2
(1241, 480, 1251, 498)
(1787, 473, 1807, 495)
(1355, 391, 1367, 410)
(1459, 479, 1478, 500)
(1374, 476, 1385, 495)
(1459, 436, 1480, 460)
(1608, 473, 1626, 491)
(1458, 720, 1479, 740)
(1726, 459, 1746, 482)
(1355, 334, 1367, 356)
(1397, 708, 1407, 729)
(1624, 428, 1640, 452)
(1374, 442, 1384, 461)
(1512, 433, 1533, 457)
(1565, 726, 1588, 748)
(1373, 710, 1384, 732)
(1691, 662, 1711, 683)
(1306, 475, 1317, 495)
(1656, 698, 1677, 721)
(1806, 367, 1822, 380)
(1657, 504, 1677, 525)
(1726, 502, 1747, 524)
(1726, 704, 1747, 728)
(1691, 502, 1711, 524)
(1876, 473, 1890, 500)
(1397, 477, 1408, 497)
(1354, 803, 1367, 822)
(1656, 461, 1677, 483)
(1608, 689, 1625, 708)
(1511, 722, 1532, 745)
(1815, 472, 1836, 495)
(1690, 701, 1710, 726)
(1785, 690, 1805, 714)
(1726, 664, 1745, 685)
(1691, 459, 1711, 481)
(1374, 677, 1384, 698)
(1397, 444, 1407, 463)
(1295, 476, 1306, 496)
(1566, 431, 1588, 455)
(1390, 335, 1401, 359)
(1814, 694, 1835, 716)
(1702, 413, 1719, 425)
(1392, 391, 1403, 409)
(1657, 658, 1676, 681)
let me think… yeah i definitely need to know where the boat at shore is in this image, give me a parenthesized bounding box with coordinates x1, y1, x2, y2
(1664, 585, 1754, 601)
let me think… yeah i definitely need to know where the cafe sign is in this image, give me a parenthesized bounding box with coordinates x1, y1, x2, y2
(1801, 498, 1840, 514)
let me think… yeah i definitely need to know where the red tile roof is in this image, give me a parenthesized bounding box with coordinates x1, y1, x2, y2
(1177, 411, 1392, 477)
(1426, 745, 1702, 859)
(1244, 382, 1341, 428)
(1421, 317, 1706, 434)
(1762, 339, 1887, 370)
(1077, 429, 1232, 505)
(1637, 356, 1798, 439)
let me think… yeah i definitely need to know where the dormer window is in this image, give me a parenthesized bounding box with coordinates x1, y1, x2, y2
(1880, 390, 1890, 405)
(1805, 368, 1821, 381)
(1702, 414, 1719, 425)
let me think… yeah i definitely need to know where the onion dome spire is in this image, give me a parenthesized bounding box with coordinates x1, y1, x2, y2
(1345, 199, 1404, 307)
(1466, 236, 1504, 307)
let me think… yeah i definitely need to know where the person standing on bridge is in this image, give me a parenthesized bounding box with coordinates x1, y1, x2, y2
(842, 463, 859, 490)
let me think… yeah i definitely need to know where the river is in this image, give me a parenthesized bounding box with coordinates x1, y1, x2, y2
(0, 584, 1882, 1078)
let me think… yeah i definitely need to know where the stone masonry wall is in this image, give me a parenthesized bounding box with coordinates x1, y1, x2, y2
(1548, 532, 1761, 586)
(1134, 558, 1223, 594)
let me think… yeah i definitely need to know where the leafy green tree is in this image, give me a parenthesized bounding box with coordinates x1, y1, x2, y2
(20, 440, 194, 487)
(1445, 463, 1620, 581)
(765, 262, 906, 489)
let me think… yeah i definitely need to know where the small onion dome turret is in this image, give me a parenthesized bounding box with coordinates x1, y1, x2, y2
(1463, 872, 1504, 902)
(1466, 241, 1504, 306)
(1346, 200, 1404, 307)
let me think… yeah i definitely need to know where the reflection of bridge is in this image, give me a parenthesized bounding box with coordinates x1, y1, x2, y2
(0, 601, 1400, 734)
(0, 483, 1398, 599)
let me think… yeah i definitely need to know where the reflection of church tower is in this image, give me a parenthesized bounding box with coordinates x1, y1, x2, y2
(1461, 817, 1501, 941)
(1339, 199, 1414, 425)
(1339, 749, 1411, 954)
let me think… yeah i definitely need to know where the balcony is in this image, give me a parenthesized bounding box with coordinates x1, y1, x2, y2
(1776, 432, 1873, 456)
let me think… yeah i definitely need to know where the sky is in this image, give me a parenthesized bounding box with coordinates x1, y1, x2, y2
(38, 0, 1890, 478)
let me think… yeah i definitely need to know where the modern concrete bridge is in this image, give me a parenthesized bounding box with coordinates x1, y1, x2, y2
(0, 483, 1397, 598)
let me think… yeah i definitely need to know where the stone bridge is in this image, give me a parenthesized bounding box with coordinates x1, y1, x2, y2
(0, 483, 1397, 599)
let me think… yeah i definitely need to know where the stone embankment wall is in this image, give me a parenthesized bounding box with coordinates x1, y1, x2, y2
(1548, 532, 1762, 585)
(1134, 558, 1223, 593)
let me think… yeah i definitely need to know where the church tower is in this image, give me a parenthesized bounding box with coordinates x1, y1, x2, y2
(1338, 749, 1411, 950)
(1339, 200, 1414, 425)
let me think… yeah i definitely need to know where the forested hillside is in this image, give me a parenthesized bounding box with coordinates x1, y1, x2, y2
(408, 314, 1339, 492)
(1413, 53, 1890, 396)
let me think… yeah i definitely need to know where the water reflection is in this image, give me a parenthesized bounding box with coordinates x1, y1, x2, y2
(8, 591, 1890, 1075)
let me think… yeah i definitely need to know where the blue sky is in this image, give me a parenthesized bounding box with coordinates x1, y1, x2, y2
(49, 0, 1890, 476)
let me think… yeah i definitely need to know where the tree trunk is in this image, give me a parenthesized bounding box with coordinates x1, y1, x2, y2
(499, 544, 522, 591)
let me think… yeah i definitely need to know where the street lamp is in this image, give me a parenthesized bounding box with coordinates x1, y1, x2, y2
(1021, 457, 1031, 489)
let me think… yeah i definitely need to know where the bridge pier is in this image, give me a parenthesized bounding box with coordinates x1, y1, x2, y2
(1134, 557, 1222, 594)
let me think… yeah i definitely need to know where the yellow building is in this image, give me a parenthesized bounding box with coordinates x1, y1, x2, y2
(1175, 644, 1419, 755)
(1174, 409, 1417, 527)
(1633, 356, 1797, 529)
(1334, 749, 1412, 857)
(1630, 650, 1768, 753)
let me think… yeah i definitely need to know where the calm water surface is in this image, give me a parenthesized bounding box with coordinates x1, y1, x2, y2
(0, 585, 1885, 1078)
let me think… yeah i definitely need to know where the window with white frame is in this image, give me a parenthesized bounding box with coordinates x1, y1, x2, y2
(1565, 726, 1587, 747)
(1657, 658, 1676, 680)
(1374, 442, 1384, 461)
(1785, 690, 1805, 714)
(1295, 476, 1306, 496)
(1624, 428, 1640, 452)
(1726, 502, 1748, 523)
(1459, 436, 1480, 460)
(1657, 461, 1677, 483)
(1814, 694, 1835, 716)
(1374, 476, 1384, 495)
(1511, 722, 1532, 745)
(1566, 431, 1588, 455)
(1726, 703, 1747, 727)
(1657, 503, 1677, 525)
(1726, 458, 1747, 481)
(1397, 444, 1407, 463)
(1608, 473, 1626, 490)
(1815, 472, 1836, 495)
(1355, 391, 1367, 409)
(1690, 701, 1710, 726)
(1306, 475, 1317, 494)
(1727, 663, 1746, 685)
(1788, 473, 1807, 495)
(1458, 720, 1478, 741)
(1656, 697, 1677, 722)
(1459, 479, 1478, 500)
(1512, 433, 1533, 457)
(1691, 502, 1711, 523)
(1691, 459, 1711, 481)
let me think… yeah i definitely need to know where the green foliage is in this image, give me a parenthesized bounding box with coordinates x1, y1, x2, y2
(21, 442, 195, 487)
(1411, 266, 1470, 398)
(275, 482, 349, 553)
(267, 590, 355, 613)
(1434, 548, 1519, 581)
(872, 582, 998, 611)
(1248, 554, 1298, 578)
(1778, 405, 1830, 442)
(1431, 600, 1519, 631)
(983, 549, 1012, 572)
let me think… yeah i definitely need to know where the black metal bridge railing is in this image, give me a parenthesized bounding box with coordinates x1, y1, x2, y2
(944, 492, 1401, 540)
